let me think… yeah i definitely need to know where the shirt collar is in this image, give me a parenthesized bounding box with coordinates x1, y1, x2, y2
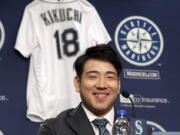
(82, 104, 114, 126)
(40, 0, 77, 3)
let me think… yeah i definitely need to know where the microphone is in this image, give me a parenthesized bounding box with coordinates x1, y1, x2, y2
(121, 91, 152, 135)
(121, 91, 136, 119)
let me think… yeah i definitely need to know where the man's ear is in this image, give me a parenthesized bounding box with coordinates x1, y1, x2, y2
(118, 78, 121, 94)
(74, 76, 80, 92)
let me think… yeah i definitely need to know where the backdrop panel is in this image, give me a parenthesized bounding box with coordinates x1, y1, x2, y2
(0, 0, 180, 135)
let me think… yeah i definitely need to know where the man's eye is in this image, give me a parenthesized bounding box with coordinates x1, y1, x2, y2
(89, 75, 97, 78)
(107, 76, 117, 79)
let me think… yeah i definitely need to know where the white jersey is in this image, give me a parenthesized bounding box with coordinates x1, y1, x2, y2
(15, 0, 111, 122)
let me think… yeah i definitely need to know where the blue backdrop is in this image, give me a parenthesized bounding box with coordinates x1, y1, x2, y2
(0, 0, 180, 135)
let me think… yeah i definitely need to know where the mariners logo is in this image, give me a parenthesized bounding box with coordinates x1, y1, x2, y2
(0, 20, 5, 51)
(114, 16, 164, 66)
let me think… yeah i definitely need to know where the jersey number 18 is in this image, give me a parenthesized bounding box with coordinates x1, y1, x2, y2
(54, 28, 79, 59)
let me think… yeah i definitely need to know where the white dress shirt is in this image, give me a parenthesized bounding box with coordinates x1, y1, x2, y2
(82, 104, 114, 135)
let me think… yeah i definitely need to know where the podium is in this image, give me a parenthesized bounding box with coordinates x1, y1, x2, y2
(152, 132, 180, 135)
(130, 119, 180, 135)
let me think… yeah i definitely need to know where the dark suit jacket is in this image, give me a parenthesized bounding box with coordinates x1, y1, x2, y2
(37, 103, 152, 135)
(37, 103, 95, 135)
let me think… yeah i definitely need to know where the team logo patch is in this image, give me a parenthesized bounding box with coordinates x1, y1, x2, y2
(0, 20, 5, 50)
(114, 16, 164, 66)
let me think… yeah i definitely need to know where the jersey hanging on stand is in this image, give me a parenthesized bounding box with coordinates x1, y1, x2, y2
(15, 0, 111, 122)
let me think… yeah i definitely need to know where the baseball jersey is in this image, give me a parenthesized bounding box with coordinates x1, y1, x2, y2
(15, 0, 111, 122)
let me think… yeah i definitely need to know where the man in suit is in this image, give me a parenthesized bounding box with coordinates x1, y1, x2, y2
(38, 44, 122, 135)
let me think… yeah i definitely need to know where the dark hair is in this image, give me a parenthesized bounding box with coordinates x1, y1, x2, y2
(74, 44, 122, 78)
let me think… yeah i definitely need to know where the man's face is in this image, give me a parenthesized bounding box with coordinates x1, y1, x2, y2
(74, 59, 120, 117)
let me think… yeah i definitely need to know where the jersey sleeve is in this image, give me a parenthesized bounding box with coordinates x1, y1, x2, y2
(89, 8, 111, 46)
(14, 6, 38, 58)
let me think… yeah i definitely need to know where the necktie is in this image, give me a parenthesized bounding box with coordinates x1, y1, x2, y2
(92, 118, 110, 135)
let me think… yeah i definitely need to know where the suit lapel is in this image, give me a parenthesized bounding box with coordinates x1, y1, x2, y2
(66, 103, 95, 135)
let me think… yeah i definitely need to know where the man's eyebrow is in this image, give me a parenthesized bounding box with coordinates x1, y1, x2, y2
(106, 71, 118, 76)
(86, 71, 99, 74)
(86, 71, 118, 75)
